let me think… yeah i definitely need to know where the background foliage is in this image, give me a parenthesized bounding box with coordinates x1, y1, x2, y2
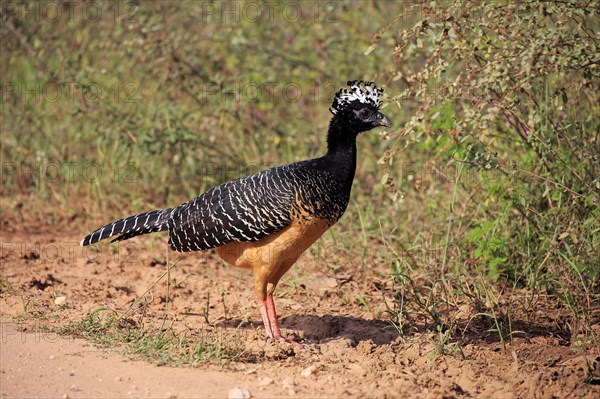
(2, 1, 598, 351)
(370, 1, 599, 337)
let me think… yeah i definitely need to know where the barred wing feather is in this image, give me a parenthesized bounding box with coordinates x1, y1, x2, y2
(167, 168, 295, 252)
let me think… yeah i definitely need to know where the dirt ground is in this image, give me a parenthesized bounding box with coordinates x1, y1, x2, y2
(1, 209, 599, 399)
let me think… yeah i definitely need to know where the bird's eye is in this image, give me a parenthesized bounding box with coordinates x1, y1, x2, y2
(359, 109, 370, 119)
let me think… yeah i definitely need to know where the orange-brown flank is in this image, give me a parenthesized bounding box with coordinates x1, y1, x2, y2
(217, 215, 332, 301)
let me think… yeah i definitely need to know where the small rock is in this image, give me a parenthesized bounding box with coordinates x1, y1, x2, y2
(288, 389, 296, 396)
(228, 387, 251, 399)
(305, 276, 338, 291)
(281, 377, 295, 390)
(54, 296, 67, 306)
(62, 394, 69, 399)
(258, 377, 273, 386)
(114, 377, 122, 382)
(334, 273, 353, 283)
(69, 370, 75, 376)
(69, 384, 78, 391)
(49, 355, 55, 360)
(300, 365, 317, 377)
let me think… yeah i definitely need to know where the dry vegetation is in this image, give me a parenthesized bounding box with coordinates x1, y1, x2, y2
(1, 1, 599, 398)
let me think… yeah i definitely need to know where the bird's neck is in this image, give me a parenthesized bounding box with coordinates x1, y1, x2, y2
(322, 117, 358, 186)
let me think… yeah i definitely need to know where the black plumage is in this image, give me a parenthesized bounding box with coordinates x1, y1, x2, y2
(81, 208, 172, 246)
(81, 160, 350, 252)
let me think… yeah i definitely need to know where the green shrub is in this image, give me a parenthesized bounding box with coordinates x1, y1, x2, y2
(372, 2, 599, 321)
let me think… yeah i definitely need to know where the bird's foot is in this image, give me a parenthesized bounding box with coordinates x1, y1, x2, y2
(259, 295, 306, 348)
(275, 334, 305, 348)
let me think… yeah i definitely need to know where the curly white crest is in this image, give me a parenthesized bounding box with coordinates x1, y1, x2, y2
(330, 80, 384, 115)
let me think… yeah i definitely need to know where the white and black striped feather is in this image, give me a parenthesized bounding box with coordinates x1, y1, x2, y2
(80, 161, 349, 252)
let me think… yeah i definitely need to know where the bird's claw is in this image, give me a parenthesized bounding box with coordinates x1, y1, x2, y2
(276, 335, 305, 348)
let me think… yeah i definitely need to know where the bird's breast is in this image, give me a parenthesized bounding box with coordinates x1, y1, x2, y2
(216, 215, 333, 271)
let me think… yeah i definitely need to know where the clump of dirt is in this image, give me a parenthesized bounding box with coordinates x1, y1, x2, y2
(1, 210, 598, 398)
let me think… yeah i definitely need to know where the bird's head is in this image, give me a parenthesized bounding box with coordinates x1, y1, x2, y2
(329, 80, 392, 133)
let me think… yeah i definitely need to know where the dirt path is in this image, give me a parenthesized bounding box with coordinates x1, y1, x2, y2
(1, 214, 599, 398)
(3, 317, 597, 399)
(1, 321, 275, 399)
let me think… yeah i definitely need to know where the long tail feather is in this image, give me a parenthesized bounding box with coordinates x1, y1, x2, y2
(80, 208, 173, 246)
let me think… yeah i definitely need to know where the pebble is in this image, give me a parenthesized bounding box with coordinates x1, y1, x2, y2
(54, 296, 67, 305)
(300, 365, 317, 377)
(304, 276, 338, 291)
(115, 376, 122, 382)
(281, 377, 295, 390)
(258, 377, 273, 386)
(69, 370, 75, 376)
(228, 387, 251, 399)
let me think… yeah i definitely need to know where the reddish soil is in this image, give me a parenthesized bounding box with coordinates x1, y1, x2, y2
(1, 207, 599, 398)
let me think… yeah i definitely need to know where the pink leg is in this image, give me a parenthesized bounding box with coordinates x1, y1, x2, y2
(266, 293, 282, 338)
(259, 299, 274, 338)
(263, 294, 302, 346)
